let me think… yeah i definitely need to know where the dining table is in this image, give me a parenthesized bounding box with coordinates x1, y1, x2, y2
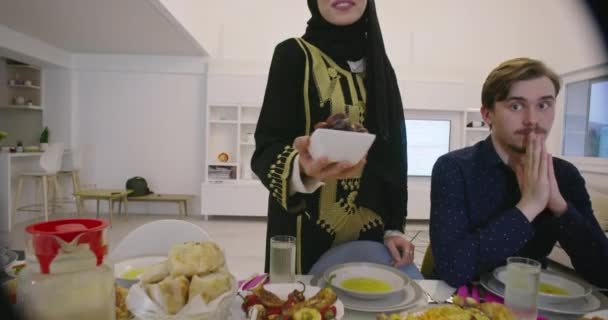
(3, 249, 607, 320)
(230, 273, 608, 320)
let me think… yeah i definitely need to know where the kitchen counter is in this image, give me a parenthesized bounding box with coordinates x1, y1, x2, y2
(0, 151, 71, 232)
(3, 152, 43, 157)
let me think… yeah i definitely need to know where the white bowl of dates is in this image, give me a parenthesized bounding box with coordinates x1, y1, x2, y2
(309, 113, 375, 164)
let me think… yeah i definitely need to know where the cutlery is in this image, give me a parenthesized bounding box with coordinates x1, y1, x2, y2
(424, 289, 454, 304)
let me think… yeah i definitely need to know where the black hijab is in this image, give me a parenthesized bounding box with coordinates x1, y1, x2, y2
(303, 0, 408, 219)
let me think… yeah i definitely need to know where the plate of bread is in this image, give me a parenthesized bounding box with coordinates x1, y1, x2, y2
(125, 240, 237, 319)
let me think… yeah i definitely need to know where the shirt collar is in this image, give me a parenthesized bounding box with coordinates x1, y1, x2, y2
(480, 135, 506, 168)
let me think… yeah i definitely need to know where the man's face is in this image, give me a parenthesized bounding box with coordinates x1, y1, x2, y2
(483, 76, 557, 154)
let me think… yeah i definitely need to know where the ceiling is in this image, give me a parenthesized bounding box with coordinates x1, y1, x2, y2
(0, 0, 205, 56)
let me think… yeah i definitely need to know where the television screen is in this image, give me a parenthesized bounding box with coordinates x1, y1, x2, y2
(405, 119, 451, 176)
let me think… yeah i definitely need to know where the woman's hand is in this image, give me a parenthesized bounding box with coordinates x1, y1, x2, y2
(293, 136, 366, 181)
(384, 236, 415, 267)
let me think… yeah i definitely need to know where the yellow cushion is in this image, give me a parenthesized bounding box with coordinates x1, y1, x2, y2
(420, 245, 435, 279)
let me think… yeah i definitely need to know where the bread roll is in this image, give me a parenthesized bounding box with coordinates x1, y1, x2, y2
(140, 260, 169, 284)
(188, 271, 231, 304)
(168, 241, 225, 277)
(145, 275, 189, 315)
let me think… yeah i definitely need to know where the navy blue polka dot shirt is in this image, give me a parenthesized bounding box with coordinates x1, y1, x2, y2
(430, 137, 608, 288)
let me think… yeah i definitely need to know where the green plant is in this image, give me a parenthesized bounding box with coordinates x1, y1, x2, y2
(40, 127, 49, 144)
(0, 130, 7, 142)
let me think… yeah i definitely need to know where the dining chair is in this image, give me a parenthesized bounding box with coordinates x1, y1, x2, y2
(420, 244, 436, 279)
(57, 147, 83, 214)
(109, 219, 212, 261)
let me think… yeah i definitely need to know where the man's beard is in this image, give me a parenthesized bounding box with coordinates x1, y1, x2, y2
(508, 126, 548, 154)
(507, 143, 526, 154)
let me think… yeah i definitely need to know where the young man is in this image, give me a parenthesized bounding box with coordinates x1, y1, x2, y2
(430, 57, 608, 288)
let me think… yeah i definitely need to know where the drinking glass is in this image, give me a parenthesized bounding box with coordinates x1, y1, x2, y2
(504, 257, 541, 320)
(269, 235, 296, 283)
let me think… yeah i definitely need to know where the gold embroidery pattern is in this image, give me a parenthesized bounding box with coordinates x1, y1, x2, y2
(318, 181, 383, 245)
(294, 38, 312, 135)
(267, 145, 298, 209)
(298, 38, 380, 247)
(321, 67, 341, 108)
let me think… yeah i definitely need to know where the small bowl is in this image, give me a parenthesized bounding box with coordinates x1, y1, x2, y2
(114, 256, 166, 288)
(323, 262, 408, 300)
(309, 128, 375, 164)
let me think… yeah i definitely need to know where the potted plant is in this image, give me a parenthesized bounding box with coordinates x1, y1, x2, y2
(0, 130, 7, 151)
(40, 127, 49, 151)
(16, 141, 23, 153)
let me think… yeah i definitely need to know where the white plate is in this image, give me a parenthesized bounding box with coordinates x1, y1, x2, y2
(323, 262, 408, 300)
(312, 273, 426, 312)
(114, 256, 166, 283)
(4, 260, 26, 278)
(309, 128, 376, 164)
(493, 266, 592, 302)
(229, 283, 345, 320)
(481, 273, 601, 315)
(584, 309, 608, 318)
(0, 248, 18, 267)
(401, 304, 488, 318)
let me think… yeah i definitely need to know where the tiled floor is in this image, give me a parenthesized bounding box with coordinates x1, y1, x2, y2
(3, 211, 430, 275)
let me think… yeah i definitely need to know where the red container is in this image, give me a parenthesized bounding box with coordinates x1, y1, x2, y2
(25, 219, 109, 274)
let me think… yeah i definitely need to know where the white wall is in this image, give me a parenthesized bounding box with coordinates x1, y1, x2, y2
(72, 54, 207, 215)
(160, 0, 607, 221)
(161, 0, 606, 75)
(43, 67, 72, 148)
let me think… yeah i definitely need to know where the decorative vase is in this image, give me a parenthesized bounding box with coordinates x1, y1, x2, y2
(40, 143, 48, 151)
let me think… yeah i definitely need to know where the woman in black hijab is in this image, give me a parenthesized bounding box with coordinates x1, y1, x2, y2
(252, 0, 421, 278)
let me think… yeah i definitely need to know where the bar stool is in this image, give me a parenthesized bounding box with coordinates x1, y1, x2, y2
(12, 143, 65, 226)
(56, 148, 83, 214)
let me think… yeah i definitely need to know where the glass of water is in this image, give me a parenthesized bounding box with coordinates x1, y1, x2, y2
(269, 235, 296, 283)
(504, 257, 541, 320)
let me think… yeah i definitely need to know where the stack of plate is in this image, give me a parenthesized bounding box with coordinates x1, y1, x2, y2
(311, 262, 427, 313)
(481, 267, 602, 316)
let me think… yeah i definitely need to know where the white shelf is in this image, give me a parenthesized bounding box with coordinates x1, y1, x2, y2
(7, 64, 40, 70)
(465, 127, 489, 132)
(209, 120, 238, 124)
(208, 162, 238, 166)
(239, 179, 262, 185)
(204, 102, 266, 217)
(0, 105, 42, 111)
(207, 179, 237, 184)
(8, 84, 40, 90)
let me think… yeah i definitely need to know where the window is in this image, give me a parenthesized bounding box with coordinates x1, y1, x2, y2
(563, 77, 608, 158)
(406, 119, 451, 176)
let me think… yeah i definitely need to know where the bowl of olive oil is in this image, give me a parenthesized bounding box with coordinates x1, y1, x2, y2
(323, 262, 409, 300)
(114, 256, 166, 287)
